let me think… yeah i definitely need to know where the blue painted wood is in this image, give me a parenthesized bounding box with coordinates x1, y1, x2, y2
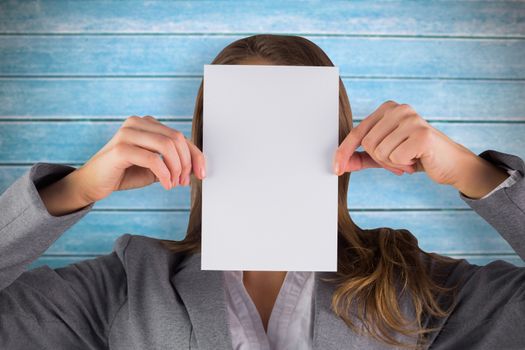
(0, 0, 522, 269)
(1, 36, 524, 79)
(0, 121, 522, 210)
(0, 165, 489, 210)
(0, 121, 523, 164)
(1, 79, 524, 120)
(1, 1, 523, 37)
(34, 210, 517, 256)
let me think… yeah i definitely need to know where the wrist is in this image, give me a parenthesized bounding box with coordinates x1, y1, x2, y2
(452, 153, 510, 200)
(38, 168, 94, 216)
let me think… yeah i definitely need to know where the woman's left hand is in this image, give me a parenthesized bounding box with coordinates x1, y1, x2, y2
(332, 100, 509, 198)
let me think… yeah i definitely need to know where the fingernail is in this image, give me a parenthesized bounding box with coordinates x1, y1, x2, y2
(201, 167, 206, 178)
(334, 163, 340, 175)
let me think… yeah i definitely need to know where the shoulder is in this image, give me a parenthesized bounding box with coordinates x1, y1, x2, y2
(426, 256, 525, 348)
(112, 233, 188, 273)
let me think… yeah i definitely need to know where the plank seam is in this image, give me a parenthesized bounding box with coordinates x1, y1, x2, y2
(1, 76, 524, 82)
(1, 33, 524, 40)
(0, 119, 524, 123)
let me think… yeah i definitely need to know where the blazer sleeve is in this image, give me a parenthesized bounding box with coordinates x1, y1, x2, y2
(458, 149, 525, 261)
(425, 150, 525, 349)
(0, 163, 128, 349)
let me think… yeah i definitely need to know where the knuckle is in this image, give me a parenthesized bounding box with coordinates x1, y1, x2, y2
(147, 152, 162, 166)
(396, 103, 414, 114)
(389, 151, 401, 164)
(158, 135, 174, 152)
(180, 161, 191, 175)
(117, 126, 131, 137)
(403, 113, 421, 125)
(124, 115, 141, 126)
(382, 100, 398, 109)
(171, 130, 185, 142)
(173, 164, 182, 176)
(179, 154, 191, 172)
(361, 135, 373, 150)
(374, 145, 387, 160)
(383, 107, 395, 119)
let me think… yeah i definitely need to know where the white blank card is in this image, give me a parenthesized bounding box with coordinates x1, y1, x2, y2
(202, 64, 339, 271)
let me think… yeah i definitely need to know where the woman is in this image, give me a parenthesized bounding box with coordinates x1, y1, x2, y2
(0, 34, 523, 350)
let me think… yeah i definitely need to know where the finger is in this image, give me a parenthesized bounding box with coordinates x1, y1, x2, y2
(123, 116, 192, 186)
(117, 126, 182, 187)
(361, 104, 408, 161)
(343, 151, 404, 175)
(171, 132, 193, 186)
(333, 118, 379, 175)
(389, 128, 431, 167)
(186, 140, 206, 180)
(373, 123, 417, 173)
(333, 101, 397, 175)
(111, 143, 172, 190)
(342, 151, 382, 172)
(143, 115, 161, 123)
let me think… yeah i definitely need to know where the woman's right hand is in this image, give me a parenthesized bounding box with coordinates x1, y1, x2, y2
(39, 115, 206, 216)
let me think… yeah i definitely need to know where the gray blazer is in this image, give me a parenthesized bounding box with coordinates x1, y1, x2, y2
(1, 149, 524, 350)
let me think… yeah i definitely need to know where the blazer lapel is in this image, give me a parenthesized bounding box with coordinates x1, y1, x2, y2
(171, 253, 233, 350)
(172, 256, 417, 349)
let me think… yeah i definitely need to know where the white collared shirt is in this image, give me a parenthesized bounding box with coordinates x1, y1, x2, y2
(224, 270, 314, 350)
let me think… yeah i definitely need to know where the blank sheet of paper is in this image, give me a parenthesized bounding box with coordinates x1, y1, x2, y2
(202, 64, 339, 271)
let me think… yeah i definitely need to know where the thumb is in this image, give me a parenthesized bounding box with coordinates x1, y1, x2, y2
(343, 151, 408, 175)
(342, 151, 382, 172)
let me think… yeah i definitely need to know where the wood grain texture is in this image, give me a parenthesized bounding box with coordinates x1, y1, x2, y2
(1, 79, 524, 120)
(0, 121, 523, 164)
(0, 0, 523, 269)
(1, 36, 524, 79)
(1, 1, 524, 37)
(28, 210, 517, 255)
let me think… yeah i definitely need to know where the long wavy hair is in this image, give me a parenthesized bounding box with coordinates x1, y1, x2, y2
(160, 34, 459, 349)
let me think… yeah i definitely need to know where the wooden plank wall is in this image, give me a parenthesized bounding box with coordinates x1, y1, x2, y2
(0, 1, 523, 269)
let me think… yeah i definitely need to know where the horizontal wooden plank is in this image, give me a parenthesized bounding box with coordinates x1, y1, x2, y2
(1, 1, 523, 37)
(0, 121, 522, 164)
(1, 79, 524, 120)
(28, 254, 525, 270)
(1, 153, 521, 211)
(0, 122, 523, 209)
(1, 36, 524, 79)
(0, 165, 485, 210)
(17, 210, 518, 256)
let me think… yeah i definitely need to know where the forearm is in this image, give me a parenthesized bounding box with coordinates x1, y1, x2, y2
(38, 168, 94, 216)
